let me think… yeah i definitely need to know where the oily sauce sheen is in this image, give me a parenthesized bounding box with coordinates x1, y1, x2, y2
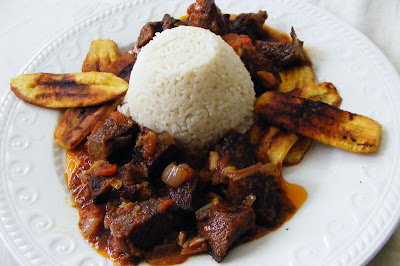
(65, 146, 307, 265)
(66, 146, 191, 265)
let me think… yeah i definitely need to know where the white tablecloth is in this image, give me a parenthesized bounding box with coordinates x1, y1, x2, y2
(0, 0, 399, 265)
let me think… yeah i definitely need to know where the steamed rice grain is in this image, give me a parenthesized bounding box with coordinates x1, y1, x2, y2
(120, 26, 255, 150)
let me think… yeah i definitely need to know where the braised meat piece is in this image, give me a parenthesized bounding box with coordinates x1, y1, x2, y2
(169, 175, 203, 211)
(229, 11, 270, 41)
(83, 160, 117, 203)
(87, 111, 139, 162)
(131, 128, 178, 182)
(137, 22, 162, 48)
(220, 33, 280, 95)
(106, 47, 139, 82)
(214, 131, 255, 169)
(240, 44, 282, 96)
(209, 131, 256, 185)
(186, 0, 227, 35)
(107, 198, 180, 250)
(106, 235, 142, 266)
(255, 28, 311, 68)
(196, 199, 255, 262)
(137, 14, 185, 48)
(161, 14, 185, 29)
(223, 163, 294, 227)
(83, 161, 153, 204)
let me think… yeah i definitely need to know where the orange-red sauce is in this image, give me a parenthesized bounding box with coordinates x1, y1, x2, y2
(282, 179, 307, 211)
(65, 145, 307, 265)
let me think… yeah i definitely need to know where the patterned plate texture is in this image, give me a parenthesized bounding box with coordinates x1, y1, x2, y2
(0, 0, 399, 265)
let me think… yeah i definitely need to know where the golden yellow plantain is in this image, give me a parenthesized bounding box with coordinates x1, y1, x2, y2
(282, 137, 312, 166)
(54, 40, 123, 149)
(252, 82, 343, 167)
(278, 65, 315, 93)
(289, 82, 342, 107)
(283, 82, 343, 165)
(255, 91, 382, 153)
(275, 64, 315, 164)
(10, 72, 128, 108)
(82, 39, 121, 72)
(253, 125, 298, 168)
(54, 98, 122, 149)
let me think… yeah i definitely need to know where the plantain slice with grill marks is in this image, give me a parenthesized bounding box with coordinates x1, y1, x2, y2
(283, 82, 343, 165)
(54, 40, 124, 149)
(251, 82, 344, 167)
(54, 98, 122, 149)
(10, 72, 128, 108)
(282, 137, 312, 166)
(251, 124, 298, 168)
(278, 65, 315, 93)
(289, 82, 342, 107)
(82, 39, 121, 72)
(255, 91, 382, 153)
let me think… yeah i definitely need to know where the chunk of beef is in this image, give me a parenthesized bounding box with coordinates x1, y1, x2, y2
(137, 22, 162, 48)
(87, 111, 139, 162)
(240, 44, 281, 96)
(106, 221, 143, 265)
(106, 47, 139, 82)
(220, 33, 280, 95)
(169, 175, 204, 211)
(107, 198, 180, 250)
(222, 164, 275, 206)
(131, 128, 178, 182)
(137, 14, 185, 48)
(186, 0, 227, 35)
(196, 199, 255, 262)
(222, 163, 294, 228)
(209, 131, 256, 185)
(255, 27, 311, 68)
(229, 11, 270, 41)
(118, 161, 148, 184)
(214, 131, 256, 169)
(83, 161, 153, 204)
(161, 14, 186, 29)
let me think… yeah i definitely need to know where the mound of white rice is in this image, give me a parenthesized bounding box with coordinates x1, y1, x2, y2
(120, 26, 255, 150)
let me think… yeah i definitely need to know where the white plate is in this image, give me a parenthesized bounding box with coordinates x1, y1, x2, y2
(1, 0, 400, 265)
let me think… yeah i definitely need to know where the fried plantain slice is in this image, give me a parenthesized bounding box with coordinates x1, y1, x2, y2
(278, 65, 315, 93)
(82, 39, 121, 72)
(255, 91, 382, 153)
(54, 98, 122, 149)
(283, 82, 343, 165)
(252, 82, 344, 166)
(54, 40, 122, 149)
(283, 137, 312, 166)
(273, 65, 315, 165)
(289, 82, 342, 107)
(253, 125, 298, 168)
(10, 72, 128, 108)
